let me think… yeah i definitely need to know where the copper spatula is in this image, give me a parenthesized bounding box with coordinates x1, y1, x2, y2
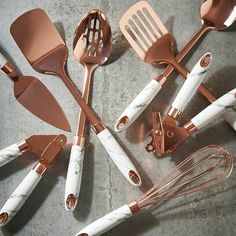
(0, 51, 71, 131)
(10, 8, 142, 186)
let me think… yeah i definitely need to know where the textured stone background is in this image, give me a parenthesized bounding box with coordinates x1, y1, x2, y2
(0, 0, 236, 235)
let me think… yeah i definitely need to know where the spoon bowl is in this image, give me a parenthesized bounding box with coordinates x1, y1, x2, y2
(73, 10, 112, 66)
(200, 0, 236, 30)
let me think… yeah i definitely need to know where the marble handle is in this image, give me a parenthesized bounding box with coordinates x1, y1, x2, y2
(172, 53, 212, 111)
(65, 145, 85, 211)
(114, 80, 162, 132)
(75, 204, 133, 236)
(0, 144, 22, 167)
(97, 128, 142, 186)
(191, 88, 236, 129)
(0, 52, 7, 68)
(0, 170, 42, 226)
(222, 110, 236, 131)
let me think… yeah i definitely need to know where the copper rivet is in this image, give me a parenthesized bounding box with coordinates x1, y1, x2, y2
(166, 130, 174, 137)
(155, 129, 162, 136)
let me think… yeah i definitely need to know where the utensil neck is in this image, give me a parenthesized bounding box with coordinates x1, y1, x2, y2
(155, 23, 212, 82)
(76, 64, 97, 138)
(56, 67, 104, 133)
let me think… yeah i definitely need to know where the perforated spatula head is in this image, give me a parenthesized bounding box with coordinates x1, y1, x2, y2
(120, 1, 171, 63)
(73, 9, 112, 66)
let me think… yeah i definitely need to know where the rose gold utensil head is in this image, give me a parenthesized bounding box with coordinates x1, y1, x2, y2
(119, 1, 186, 76)
(10, 8, 67, 76)
(120, 1, 169, 62)
(73, 9, 112, 66)
(0, 60, 71, 132)
(200, 0, 236, 29)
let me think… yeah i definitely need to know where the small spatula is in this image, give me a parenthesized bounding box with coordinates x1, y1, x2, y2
(0, 52, 71, 132)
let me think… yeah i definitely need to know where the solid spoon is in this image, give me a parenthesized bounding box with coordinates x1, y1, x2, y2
(65, 9, 112, 211)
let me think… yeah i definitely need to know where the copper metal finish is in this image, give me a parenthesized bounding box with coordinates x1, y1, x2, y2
(66, 194, 77, 210)
(0, 58, 71, 132)
(129, 170, 141, 185)
(128, 201, 141, 214)
(1, 62, 17, 78)
(0, 212, 8, 225)
(73, 9, 112, 145)
(145, 112, 164, 154)
(33, 134, 66, 175)
(168, 106, 182, 120)
(184, 121, 198, 135)
(130, 145, 233, 210)
(10, 8, 107, 134)
(152, 0, 236, 102)
(146, 53, 213, 154)
(119, 1, 236, 133)
(17, 140, 30, 152)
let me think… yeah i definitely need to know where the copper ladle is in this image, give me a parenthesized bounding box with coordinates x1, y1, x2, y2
(65, 9, 112, 211)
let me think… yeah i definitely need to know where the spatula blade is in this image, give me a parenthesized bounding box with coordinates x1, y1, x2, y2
(120, 1, 169, 61)
(14, 76, 71, 132)
(10, 8, 64, 65)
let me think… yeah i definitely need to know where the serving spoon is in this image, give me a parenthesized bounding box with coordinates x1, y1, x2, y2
(11, 8, 142, 188)
(115, 0, 236, 132)
(65, 9, 112, 211)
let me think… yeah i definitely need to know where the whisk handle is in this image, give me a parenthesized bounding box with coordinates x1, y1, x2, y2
(75, 204, 133, 236)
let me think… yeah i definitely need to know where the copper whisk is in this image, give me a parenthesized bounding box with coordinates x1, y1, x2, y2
(75, 145, 234, 236)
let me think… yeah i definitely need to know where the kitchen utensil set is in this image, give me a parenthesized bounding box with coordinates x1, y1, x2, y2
(0, 134, 66, 226)
(0, 0, 235, 234)
(11, 8, 141, 187)
(115, 0, 236, 132)
(76, 145, 233, 235)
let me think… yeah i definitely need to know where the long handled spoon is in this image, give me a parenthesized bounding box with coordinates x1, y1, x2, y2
(115, 0, 236, 132)
(10, 8, 141, 186)
(65, 10, 112, 211)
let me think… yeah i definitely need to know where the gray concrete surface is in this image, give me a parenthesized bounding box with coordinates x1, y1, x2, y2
(0, 0, 236, 235)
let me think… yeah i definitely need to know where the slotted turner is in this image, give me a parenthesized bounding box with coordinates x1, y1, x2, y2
(115, 0, 236, 133)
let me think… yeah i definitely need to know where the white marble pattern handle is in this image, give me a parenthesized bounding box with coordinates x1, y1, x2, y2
(65, 145, 85, 211)
(172, 53, 212, 111)
(114, 80, 162, 132)
(97, 128, 142, 186)
(0, 52, 8, 68)
(0, 170, 42, 226)
(191, 88, 236, 129)
(222, 110, 236, 131)
(0, 144, 22, 167)
(75, 204, 133, 236)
